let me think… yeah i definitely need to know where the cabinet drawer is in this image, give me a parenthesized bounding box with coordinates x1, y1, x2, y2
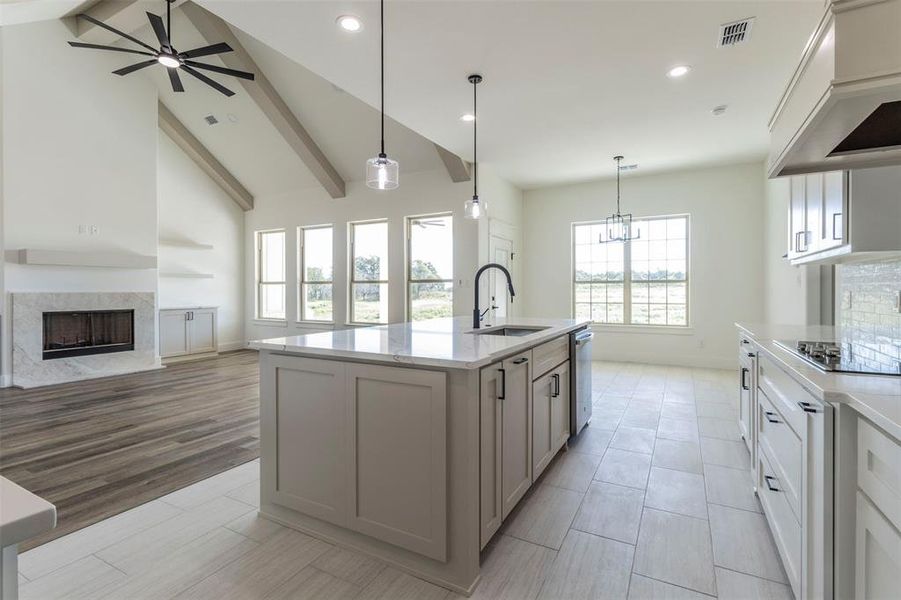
(758, 448, 801, 599)
(855, 490, 901, 600)
(532, 336, 569, 379)
(758, 389, 802, 521)
(757, 353, 813, 437)
(858, 418, 901, 531)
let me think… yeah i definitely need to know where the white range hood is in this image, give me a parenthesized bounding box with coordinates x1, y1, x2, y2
(767, 0, 901, 178)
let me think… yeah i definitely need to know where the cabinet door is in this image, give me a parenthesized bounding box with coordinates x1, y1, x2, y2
(855, 490, 901, 600)
(265, 356, 347, 527)
(551, 361, 571, 451)
(188, 308, 217, 354)
(738, 353, 753, 453)
(159, 311, 188, 357)
(822, 171, 847, 250)
(531, 371, 554, 480)
(480, 363, 504, 548)
(502, 351, 532, 519)
(346, 364, 447, 562)
(788, 176, 807, 257)
(805, 173, 823, 254)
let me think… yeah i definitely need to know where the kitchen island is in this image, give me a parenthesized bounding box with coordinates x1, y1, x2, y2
(249, 316, 589, 595)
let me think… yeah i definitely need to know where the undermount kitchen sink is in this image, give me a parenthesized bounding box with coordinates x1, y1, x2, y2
(470, 326, 550, 337)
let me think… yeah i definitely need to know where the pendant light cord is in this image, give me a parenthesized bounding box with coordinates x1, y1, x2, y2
(473, 78, 478, 198)
(166, 0, 171, 48)
(380, 0, 385, 156)
(615, 155, 622, 214)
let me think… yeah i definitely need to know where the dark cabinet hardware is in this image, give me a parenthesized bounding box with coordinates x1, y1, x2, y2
(764, 475, 781, 492)
(512, 357, 529, 365)
(552, 373, 560, 397)
(798, 401, 819, 413)
(764, 411, 781, 424)
(498, 368, 506, 400)
(741, 368, 750, 390)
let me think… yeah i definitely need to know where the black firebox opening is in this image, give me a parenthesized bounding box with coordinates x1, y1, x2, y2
(42, 309, 135, 360)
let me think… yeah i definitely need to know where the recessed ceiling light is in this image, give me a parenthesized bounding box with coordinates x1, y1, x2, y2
(337, 15, 362, 32)
(460, 113, 475, 122)
(667, 65, 691, 78)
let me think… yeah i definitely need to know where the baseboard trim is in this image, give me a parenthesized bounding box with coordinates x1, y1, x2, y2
(0, 374, 11, 388)
(218, 340, 246, 352)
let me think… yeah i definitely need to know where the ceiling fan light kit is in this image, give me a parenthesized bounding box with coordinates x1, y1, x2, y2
(68, 0, 255, 97)
(600, 155, 640, 243)
(365, 0, 400, 190)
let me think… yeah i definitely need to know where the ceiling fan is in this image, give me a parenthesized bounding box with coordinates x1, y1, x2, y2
(68, 0, 254, 97)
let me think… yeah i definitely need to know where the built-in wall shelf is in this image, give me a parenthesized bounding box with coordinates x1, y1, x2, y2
(158, 239, 214, 250)
(159, 272, 214, 279)
(4, 249, 157, 269)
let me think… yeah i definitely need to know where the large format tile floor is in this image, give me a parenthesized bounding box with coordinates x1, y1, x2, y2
(17, 362, 792, 599)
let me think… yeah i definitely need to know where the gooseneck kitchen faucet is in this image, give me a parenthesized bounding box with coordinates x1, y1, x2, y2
(473, 263, 515, 329)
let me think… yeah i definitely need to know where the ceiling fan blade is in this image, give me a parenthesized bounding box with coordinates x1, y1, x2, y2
(181, 65, 235, 97)
(183, 60, 254, 80)
(68, 42, 155, 57)
(146, 11, 171, 51)
(112, 59, 158, 76)
(179, 42, 233, 59)
(77, 13, 158, 53)
(168, 68, 185, 93)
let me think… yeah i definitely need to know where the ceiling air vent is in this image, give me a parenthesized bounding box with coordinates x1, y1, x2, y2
(204, 114, 219, 126)
(717, 17, 754, 47)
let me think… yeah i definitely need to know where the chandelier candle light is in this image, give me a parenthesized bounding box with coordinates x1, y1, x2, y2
(600, 155, 640, 243)
(464, 74, 485, 220)
(365, 0, 399, 190)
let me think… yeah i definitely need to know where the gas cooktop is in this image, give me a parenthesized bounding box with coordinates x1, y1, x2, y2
(775, 340, 901, 376)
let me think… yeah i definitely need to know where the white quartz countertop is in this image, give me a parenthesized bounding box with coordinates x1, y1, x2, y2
(736, 322, 901, 439)
(249, 316, 590, 369)
(0, 477, 56, 548)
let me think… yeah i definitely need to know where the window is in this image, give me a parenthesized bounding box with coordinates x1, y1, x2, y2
(298, 225, 333, 322)
(256, 229, 286, 320)
(350, 220, 389, 323)
(407, 214, 453, 321)
(573, 215, 689, 326)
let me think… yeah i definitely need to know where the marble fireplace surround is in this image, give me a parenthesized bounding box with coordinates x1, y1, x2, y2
(12, 292, 160, 388)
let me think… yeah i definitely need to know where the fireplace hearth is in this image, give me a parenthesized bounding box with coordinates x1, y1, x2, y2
(43, 309, 134, 360)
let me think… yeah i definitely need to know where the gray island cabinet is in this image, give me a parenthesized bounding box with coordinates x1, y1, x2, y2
(250, 316, 588, 595)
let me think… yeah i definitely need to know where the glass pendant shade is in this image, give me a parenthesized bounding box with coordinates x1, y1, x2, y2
(464, 196, 486, 220)
(365, 153, 399, 190)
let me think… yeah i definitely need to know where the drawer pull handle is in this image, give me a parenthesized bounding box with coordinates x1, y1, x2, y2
(764, 411, 781, 424)
(552, 373, 561, 397)
(740, 368, 750, 391)
(764, 475, 781, 492)
(797, 401, 819, 414)
(513, 357, 529, 365)
(498, 368, 506, 400)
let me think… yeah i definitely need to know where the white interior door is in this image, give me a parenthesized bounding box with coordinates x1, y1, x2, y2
(488, 235, 513, 322)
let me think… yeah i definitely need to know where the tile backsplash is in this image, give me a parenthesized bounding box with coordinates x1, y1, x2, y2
(837, 258, 901, 372)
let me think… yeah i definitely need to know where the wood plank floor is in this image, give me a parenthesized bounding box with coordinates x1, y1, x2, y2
(0, 350, 260, 550)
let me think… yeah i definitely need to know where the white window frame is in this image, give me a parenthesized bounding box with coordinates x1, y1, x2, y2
(405, 213, 454, 321)
(298, 224, 334, 323)
(349, 219, 389, 325)
(255, 228, 286, 321)
(572, 214, 690, 328)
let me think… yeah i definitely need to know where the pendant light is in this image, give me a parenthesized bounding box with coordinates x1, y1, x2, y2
(600, 155, 640, 243)
(365, 0, 399, 190)
(464, 74, 485, 219)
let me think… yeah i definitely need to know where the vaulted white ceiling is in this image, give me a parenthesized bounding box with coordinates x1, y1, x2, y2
(198, 0, 824, 189)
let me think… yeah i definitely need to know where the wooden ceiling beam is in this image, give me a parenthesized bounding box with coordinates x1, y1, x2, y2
(181, 1, 346, 198)
(434, 144, 472, 183)
(158, 101, 254, 211)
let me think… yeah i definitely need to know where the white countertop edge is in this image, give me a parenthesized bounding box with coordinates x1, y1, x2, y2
(0, 477, 56, 548)
(735, 322, 901, 440)
(250, 318, 590, 370)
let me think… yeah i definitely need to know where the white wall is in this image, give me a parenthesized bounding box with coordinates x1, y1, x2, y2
(521, 162, 766, 369)
(157, 131, 245, 350)
(1, 19, 159, 383)
(761, 168, 820, 325)
(244, 165, 521, 342)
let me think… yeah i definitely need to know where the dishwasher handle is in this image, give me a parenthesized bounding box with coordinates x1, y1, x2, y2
(574, 330, 593, 345)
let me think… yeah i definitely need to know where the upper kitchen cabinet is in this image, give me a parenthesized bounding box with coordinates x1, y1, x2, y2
(767, 0, 901, 178)
(786, 166, 901, 265)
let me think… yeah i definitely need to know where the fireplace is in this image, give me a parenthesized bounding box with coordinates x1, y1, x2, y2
(42, 309, 135, 360)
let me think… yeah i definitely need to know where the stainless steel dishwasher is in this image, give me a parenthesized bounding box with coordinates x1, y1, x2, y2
(570, 327, 593, 437)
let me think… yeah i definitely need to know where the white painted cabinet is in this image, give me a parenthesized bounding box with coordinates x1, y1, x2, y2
(159, 308, 217, 359)
(261, 355, 448, 561)
(787, 171, 847, 260)
(738, 336, 757, 459)
(532, 360, 569, 481)
(480, 349, 533, 547)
